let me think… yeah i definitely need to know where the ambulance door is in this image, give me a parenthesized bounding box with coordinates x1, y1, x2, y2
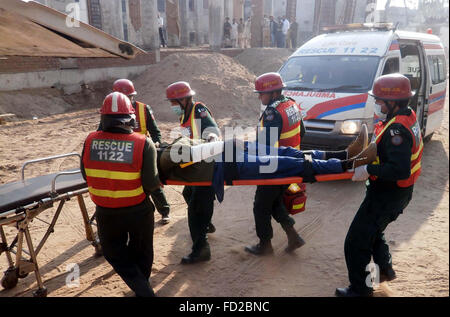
(398, 41, 427, 135)
(424, 54, 447, 139)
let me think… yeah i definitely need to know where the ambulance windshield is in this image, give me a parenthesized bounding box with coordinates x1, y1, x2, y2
(279, 55, 379, 93)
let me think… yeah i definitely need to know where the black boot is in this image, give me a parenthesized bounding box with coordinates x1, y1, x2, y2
(283, 225, 306, 253)
(181, 244, 211, 264)
(207, 222, 216, 234)
(244, 240, 274, 255)
(335, 286, 373, 297)
(380, 265, 396, 282)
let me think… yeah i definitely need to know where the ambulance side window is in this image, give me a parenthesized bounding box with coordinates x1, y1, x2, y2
(382, 58, 399, 75)
(428, 55, 447, 84)
(437, 56, 446, 83)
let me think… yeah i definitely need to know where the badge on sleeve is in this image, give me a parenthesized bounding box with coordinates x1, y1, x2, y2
(391, 135, 403, 146)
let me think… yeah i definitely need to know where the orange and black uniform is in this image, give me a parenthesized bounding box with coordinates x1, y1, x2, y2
(98, 101, 169, 218)
(254, 95, 305, 242)
(133, 101, 170, 219)
(180, 101, 220, 255)
(344, 106, 423, 295)
(81, 126, 160, 297)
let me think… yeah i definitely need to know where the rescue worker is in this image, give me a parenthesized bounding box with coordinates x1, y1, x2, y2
(336, 74, 424, 297)
(112, 79, 171, 225)
(245, 72, 307, 255)
(81, 92, 160, 297)
(166, 81, 221, 264)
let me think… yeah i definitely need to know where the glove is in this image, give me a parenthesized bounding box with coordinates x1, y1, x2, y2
(352, 165, 370, 182)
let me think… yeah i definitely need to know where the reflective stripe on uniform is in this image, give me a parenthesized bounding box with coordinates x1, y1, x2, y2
(88, 186, 144, 198)
(85, 168, 141, 180)
(280, 125, 300, 140)
(411, 161, 421, 175)
(138, 102, 147, 135)
(293, 202, 305, 210)
(411, 141, 423, 161)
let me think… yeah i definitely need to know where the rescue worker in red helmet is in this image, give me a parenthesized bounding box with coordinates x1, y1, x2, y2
(81, 92, 160, 297)
(111, 79, 171, 225)
(336, 73, 424, 297)
(166, 81, 221, 264)
(245, 72, 307, 255)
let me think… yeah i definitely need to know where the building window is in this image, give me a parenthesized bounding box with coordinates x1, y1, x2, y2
(189, 0, 195, 11)
(157, 0, 166, 12)
(203, 0, 209, 9)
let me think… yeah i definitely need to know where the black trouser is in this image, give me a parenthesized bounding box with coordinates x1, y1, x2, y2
(344, 186, 413, 294)
(253, 185, 295, 241)
(96, 198, 155, 297)
(150, 188, 170, 217)
(159, 27, 166, 47)
(182, 186, 215, 253)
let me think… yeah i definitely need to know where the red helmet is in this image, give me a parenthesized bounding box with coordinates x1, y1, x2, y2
(100, 92, 135, 115)
(369, 73, 413, 101)
(166, 81, 196, 100)
(112, 79, 137, 96)
(254, 72, 286, 93)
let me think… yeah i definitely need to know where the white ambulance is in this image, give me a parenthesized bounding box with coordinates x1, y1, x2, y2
(279, 23, 447, 149)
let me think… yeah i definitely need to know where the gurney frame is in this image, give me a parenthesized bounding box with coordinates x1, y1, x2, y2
(0, 153, 101, 297)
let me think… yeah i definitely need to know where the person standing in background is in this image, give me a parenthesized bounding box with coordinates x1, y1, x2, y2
(158, 12, 166, 48)
(289, 18, 298, 49)
(244, 17, 252, 48)
(231, 18, 239, 48)
(282, 16, 290, 48)
(238, 18, 245, 48)
(269, 16, 277, 47)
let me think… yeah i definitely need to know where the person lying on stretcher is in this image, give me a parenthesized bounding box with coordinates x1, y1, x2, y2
(157, 124, 375, 202)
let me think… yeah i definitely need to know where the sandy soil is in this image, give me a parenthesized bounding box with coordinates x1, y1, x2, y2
(0, 51, 448, 297)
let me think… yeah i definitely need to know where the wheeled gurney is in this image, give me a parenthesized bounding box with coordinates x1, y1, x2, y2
(0, 153, 100, 297)
(0, 150, 353, 297)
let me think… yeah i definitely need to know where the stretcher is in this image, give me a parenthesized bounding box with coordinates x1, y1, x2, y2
(164, 173, 354, 186)
(0, 151, 353, 297)
(0, 153, 100, 297)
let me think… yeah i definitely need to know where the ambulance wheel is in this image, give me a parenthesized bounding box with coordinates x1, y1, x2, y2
(424, 132, 434, 143)
(1, 268, 18, 290)
(33, 287, 48, 297)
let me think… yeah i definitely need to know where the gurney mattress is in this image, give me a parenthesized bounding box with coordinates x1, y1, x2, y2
(0, 170, 86, 214)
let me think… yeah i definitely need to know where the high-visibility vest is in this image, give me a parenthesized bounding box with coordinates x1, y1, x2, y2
(180, 102, 212, 139)
(260, 97, 302, 149)
(370, 110, 423, 187)
(83, 131, 147, 208)
(134, 101, 148, 136)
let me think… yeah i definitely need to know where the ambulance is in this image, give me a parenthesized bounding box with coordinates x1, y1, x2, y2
(279, 23, 447, 149)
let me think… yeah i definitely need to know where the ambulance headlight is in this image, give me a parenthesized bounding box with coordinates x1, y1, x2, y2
(340, 120, 361, 135)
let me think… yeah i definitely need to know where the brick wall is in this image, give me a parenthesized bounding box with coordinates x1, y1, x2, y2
(0, 51, 156, 74)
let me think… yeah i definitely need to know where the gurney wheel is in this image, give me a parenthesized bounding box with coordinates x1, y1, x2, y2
(1, 268, 18, 290)
(33, 287, 47, 298)
(18, 271, 29, 279)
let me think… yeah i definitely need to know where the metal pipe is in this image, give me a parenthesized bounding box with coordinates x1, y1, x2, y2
(21, 153, 81, 181)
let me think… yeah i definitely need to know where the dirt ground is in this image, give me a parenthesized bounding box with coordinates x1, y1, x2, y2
(0, 50, 448, 297)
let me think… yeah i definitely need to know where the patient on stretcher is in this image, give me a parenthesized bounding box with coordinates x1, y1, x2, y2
(157, 133, 375, 185)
